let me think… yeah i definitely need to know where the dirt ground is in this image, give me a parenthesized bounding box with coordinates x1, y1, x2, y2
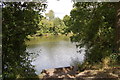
(39, 66, 120, 80)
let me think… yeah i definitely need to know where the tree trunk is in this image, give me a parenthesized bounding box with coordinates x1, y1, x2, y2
(115, 2, 120, 53)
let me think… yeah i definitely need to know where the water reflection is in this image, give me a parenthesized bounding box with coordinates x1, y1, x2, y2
(26, 35, 85, 75)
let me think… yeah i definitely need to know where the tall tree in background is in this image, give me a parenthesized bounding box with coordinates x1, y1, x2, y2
(2, 2, 46, 79)
(45, 10, 55, 20)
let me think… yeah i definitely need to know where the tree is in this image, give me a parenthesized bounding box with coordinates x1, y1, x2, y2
(64, 2, 117, 63)
(63, 15, 71, 33)
(114, 2, 120, 53)
(63, 15, 71, 27)
(2, 2, 46, 79)
(37, 13, 66, 35)
(53, 17, 66, 34)
(45, 10, 55, 20)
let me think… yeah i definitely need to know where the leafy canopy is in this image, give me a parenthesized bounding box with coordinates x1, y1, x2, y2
(2, 2, 46, 79)
(63, 2, 116, 63)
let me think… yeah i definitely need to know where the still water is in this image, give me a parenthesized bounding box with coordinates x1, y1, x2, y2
(26, 35, 85, 74)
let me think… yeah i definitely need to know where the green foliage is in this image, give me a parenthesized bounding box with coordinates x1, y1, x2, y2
(45, 10, 55, 20)
(110, 54, 120, 64)
(36, 10, 66, 36)
(64, 2, 116, 63)
(63, 15, 71, 33)
(2, 2, 46, 79)
(52, 17, 66, 34)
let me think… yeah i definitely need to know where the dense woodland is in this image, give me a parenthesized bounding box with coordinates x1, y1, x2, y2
(2, 1, 120, 79)
(2, 2, 47, 79)
(63, 2, 120, 64)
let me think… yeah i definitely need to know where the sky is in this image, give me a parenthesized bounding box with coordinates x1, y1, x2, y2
(45, 0, 73, 19)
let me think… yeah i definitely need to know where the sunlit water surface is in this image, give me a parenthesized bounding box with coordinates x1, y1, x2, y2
(26, 35, 85, 74)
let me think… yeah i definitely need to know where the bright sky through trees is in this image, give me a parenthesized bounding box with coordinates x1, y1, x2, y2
(46, 0, 73, 19)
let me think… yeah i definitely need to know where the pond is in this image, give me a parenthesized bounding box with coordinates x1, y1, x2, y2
(26, 35, 85, 75)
